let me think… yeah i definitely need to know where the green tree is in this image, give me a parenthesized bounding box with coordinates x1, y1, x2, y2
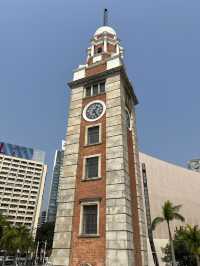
(0, 224, 19, 266)
(0, 225, 18, 254)
(15, 225, 34, 264)
(0, 222, 34, 266)
(162, 227, 196, 266)
(152, 200, 185, 266)
(15, 225, 34, 254)
(35, 222, 55, 256)
(181, 225, 200, 266)
(0, 213, 10, 242)
(0, 224, 33, 254)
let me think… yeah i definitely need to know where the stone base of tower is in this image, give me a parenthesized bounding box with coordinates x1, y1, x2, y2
(50, 249, 148, 266)
(50, 249, 70, 266)
(106, 250, 134, 266)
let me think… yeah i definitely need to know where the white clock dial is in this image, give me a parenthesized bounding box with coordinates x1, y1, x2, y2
(83, 100, 106, 122)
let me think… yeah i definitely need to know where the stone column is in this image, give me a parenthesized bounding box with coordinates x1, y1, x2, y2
(51, 86, 83, 266)
(106, 74, 135, 266)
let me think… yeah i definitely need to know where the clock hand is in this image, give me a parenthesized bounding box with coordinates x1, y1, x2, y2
(93, 109, 98, 116)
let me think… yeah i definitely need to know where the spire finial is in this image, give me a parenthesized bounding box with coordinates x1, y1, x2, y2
(103, 8, 108, 26)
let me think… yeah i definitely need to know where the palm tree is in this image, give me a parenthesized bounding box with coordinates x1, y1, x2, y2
(0, 213, 10, 242)
(0, 215, 12, 266)
(15, 225, 34, 253)
(0, 224, 34, 266)
(15, 224, 34, 264)
(0, 225, 19, 266)
(180, 225, 200, 266)
(1, 226, 19, 252)
(151, 200, 185, 266)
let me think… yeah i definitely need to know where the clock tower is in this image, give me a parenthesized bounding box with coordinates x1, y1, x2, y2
(51, 21, 148, 266)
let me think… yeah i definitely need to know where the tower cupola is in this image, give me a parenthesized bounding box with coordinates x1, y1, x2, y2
(73, 9, 125, 81)
(87, 25, 124, 65)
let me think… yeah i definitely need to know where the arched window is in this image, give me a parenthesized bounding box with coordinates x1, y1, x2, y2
(97, 47, 102, 54)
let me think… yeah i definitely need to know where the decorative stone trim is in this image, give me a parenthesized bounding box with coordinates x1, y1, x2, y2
(79, 200, 100, 236)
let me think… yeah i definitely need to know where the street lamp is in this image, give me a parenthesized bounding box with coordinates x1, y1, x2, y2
(34, 241, 39, 266)
(16, 249, 20, 266)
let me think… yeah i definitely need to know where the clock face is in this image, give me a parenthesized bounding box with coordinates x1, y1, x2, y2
(83, 100, 106, 121)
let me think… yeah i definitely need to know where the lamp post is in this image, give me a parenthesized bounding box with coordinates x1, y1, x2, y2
(34, 241, 39, 266)
(15, 249, 20, 266)
(42, 241, 47, 265)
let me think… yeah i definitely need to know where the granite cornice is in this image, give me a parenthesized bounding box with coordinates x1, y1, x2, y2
(68, 66, 138, 105)
(68, 66, 122, 88)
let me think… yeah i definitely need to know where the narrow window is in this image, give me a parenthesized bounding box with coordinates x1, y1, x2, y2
(87, 126, 99, 145)
(93, 84, 98, 96)
(97, 47, 102, 54)
(99, 82, 105, 93)
(85, 86, 91, 97)
(82, 204, 98, 235)
(125, 109, 131, 129)
(85, 81, 105, 97)
(85, 157, 99, 179)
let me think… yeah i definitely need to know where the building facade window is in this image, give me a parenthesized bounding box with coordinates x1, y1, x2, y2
(124, 89, 133, 110)
(86, 125, 101, 145)
(85, 82, 105, 97)
(83, 155, 101, 180)
(79, 201, 99, 236)
(97, 47, 102, 54)
(125, 108, 131, 130)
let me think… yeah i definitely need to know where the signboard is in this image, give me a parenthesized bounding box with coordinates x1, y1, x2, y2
(0, 142, 45, 163)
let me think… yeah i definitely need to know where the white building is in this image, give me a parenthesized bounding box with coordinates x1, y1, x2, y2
(139, 152, 200, 266)
(0, 142, 47, 233)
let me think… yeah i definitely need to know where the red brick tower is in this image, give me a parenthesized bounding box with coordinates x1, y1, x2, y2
(51, 21, 148, 266)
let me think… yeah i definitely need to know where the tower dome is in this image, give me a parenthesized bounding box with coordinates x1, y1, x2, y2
(85, 23, 123, 66)
(94, 26, 117, 37)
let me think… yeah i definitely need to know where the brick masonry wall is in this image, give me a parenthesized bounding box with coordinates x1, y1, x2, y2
(86, 63, 106, 77)
(69, 93, 106, 266)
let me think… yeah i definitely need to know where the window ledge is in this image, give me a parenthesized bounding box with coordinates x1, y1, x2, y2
(84, 92, 106, 99)
(84, 142, 102, 147)
(78, 234, 100, 238)
(81, 177, 102, 182)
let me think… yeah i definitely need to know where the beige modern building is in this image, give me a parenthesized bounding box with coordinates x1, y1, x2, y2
(139, 152, 200, 266)
(0, 142, 47, 233)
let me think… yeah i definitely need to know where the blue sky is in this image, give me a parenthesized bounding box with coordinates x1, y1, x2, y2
(0, 0, 200, 208)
